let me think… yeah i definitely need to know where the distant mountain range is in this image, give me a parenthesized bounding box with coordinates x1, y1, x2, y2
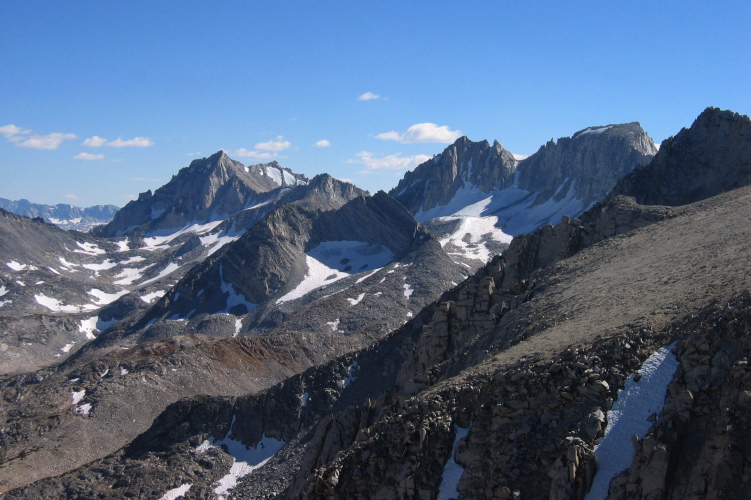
(3, 108, 751, 499)
(0, 198, 119, 231)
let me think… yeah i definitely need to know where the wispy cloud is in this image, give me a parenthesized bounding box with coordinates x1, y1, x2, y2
(375, 123, 461, 144)
(349, 151, 430, 173)
(0, 124, 31, 140)
(234, 148, 277, 160)
(65, 193, 82, 200)
(18, 132, 77, 150)
(1, 125, 77, 149)
(357, 92, 381, 101)
(254, 136, 291, 152)
(108, 136, 154, 148)
(314, 139, 331, 147)
(82, 136, 108, 147)
(74, 152, 105, 160)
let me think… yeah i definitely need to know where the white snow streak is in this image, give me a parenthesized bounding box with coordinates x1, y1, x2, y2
(585, 343, 679, 500)
(437, 425, 470, 500)
(140, 290, 166, 303)
(158, 484, 192, 500)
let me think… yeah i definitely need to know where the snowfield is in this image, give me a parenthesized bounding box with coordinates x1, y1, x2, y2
(277, 241, 395, 304)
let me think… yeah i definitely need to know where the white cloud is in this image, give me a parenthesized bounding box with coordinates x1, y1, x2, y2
(254, 136, 291, 152)
(82, 136, 108, 147)
(74, 152, 105, 160)
(18, 133, 77, 150)
(314, 139, 331, 147)
(65, 194, 82, 200)
(108, 136, 154, 148)
(375, 123, 462, 144)
(350, 151, 431, 173)
(0, 124, 31, 139)
(234, 148, 277, 160)
(357, 92, 381, 101)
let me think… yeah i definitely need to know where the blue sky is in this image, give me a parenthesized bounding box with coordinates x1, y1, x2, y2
(2, 1, 750, 207)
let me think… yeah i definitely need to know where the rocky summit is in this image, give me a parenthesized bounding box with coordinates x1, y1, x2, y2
(2, 107, 751, 500)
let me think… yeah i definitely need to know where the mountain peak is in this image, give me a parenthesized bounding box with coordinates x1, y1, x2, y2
(609, 108, 751, 206)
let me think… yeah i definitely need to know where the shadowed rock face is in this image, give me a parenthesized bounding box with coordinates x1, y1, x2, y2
(609, 107, 751, 206)
(516, 121, 657, 206)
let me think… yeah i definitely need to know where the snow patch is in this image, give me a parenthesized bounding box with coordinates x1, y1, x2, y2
(327, 319, 341, 332)
(71, 390, 85, 405)
(403, 283, 414, 298)
(199, 431, 286, 499)
(158, 484, 192, 500)
(7, 261, 26, 271)
(220, 265, 257, 314)
(438, 215, 512, 262)
(82, 260, 118, 272)
(139, 262, 181, 285)
(585, 343, 679, 500)
(88, 288, 128, 306)
(79, 316, 99, 340)
(120, 367, 129, 376)
(277, 241, 395, 304)
(140, 290, 166, 303)
(347, 293, 366, 306)
(74, 403, 92, 415)
(0, 286, 6, 297)
(74, 241, 106, 255)
(342, 360, 358, 388)
(577, 125, 614, 137)
(113, 264, 153, 285)
(234, 318, 243, 337)
(437, 425, 470, 500)
(61, 343, 75, 353)
(35, 294, 97, 313)
(115, 239, 130, 252)
(58, 257, 79, 268)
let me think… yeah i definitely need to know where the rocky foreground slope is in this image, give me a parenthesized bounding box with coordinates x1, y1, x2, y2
(6, 108, 750, 499)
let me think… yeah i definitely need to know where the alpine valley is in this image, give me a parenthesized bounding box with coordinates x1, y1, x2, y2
(1, 107, 751, 500)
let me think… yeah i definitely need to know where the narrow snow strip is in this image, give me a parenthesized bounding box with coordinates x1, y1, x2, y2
(234, 318, 243, 337)
(140, 290, 166, 303)
(437, 425, 470, 500)
(347, 293, 366, 306)
(159, 484, 192, 500)
(61, 343, 75, 353)
(120, 255, 145, 264)
(584, 343, 679, 500)
(355, 269, 380, 284)
(58, 257, 79, 268)
(88, 288, 128, 306)
(159, 483, 193, 500)
(139, 262, 180, 285)
(199, 432, 286, 499)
